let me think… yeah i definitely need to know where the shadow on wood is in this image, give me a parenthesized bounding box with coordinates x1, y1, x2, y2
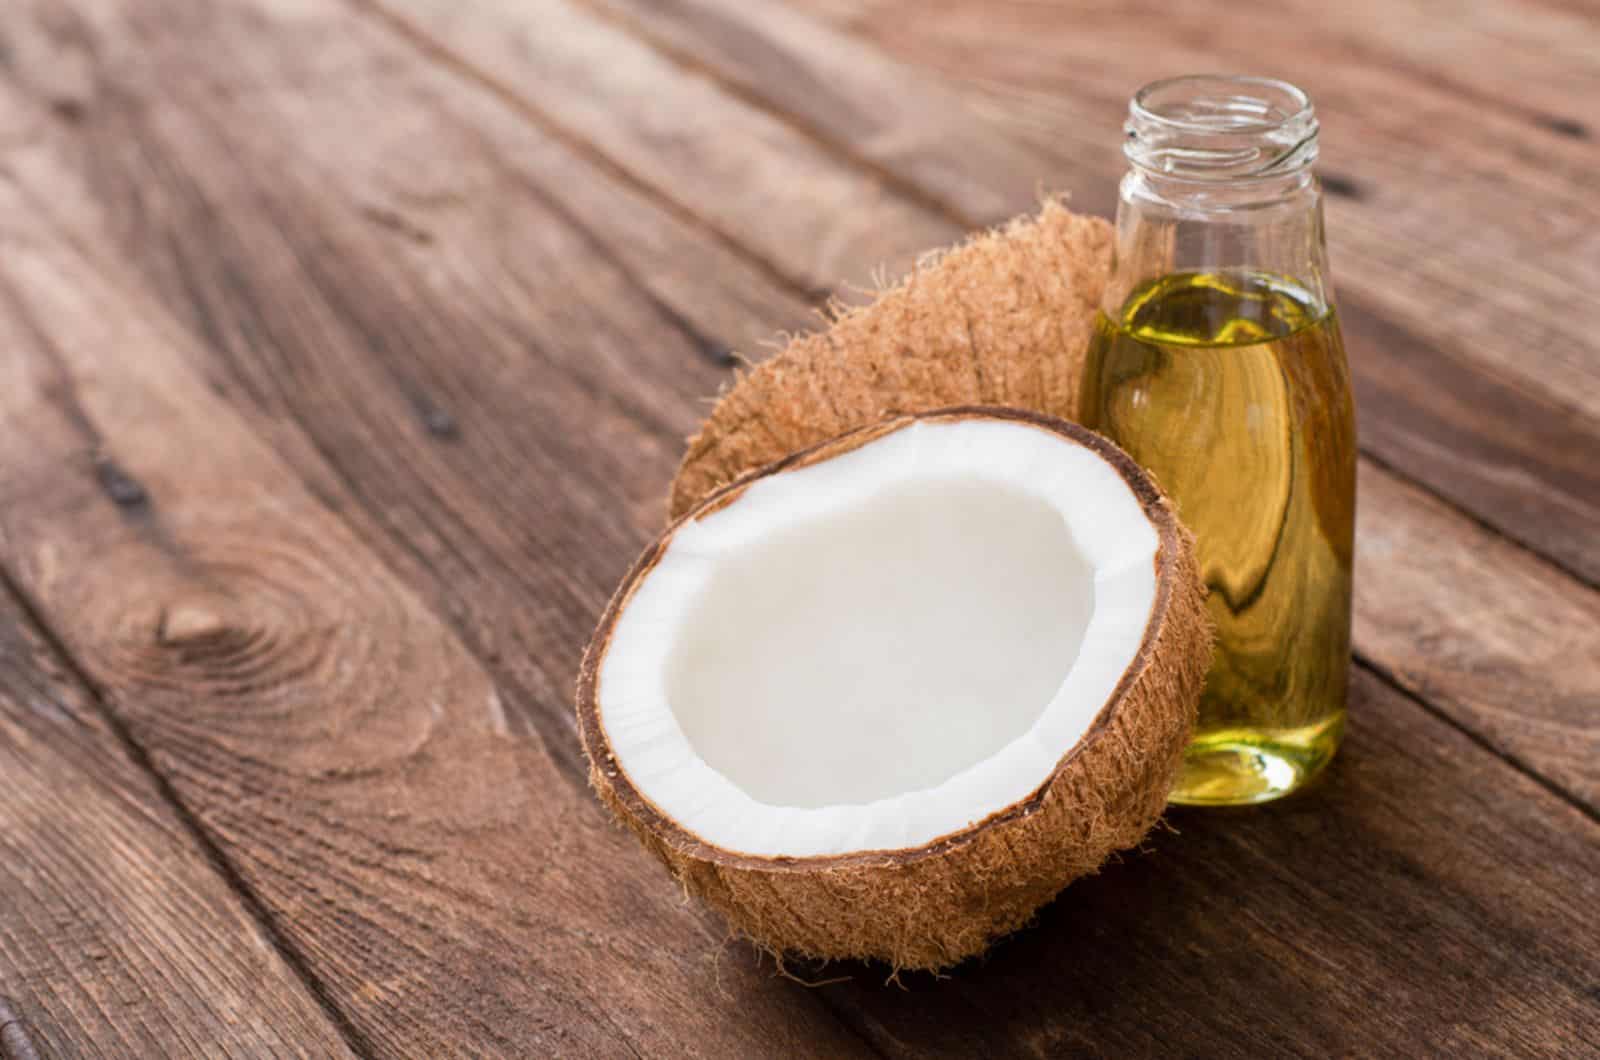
(791, 670, 1598, 1057)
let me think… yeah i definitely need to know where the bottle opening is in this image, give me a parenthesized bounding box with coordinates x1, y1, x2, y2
(1126, 75, 1318, 182)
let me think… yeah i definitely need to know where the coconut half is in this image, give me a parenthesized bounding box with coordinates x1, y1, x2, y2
(579, 408, 1210, 970)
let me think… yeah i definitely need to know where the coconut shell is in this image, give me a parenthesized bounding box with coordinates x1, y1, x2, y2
(580, 409, 1210, 971)
(669, 199, 1114, 518)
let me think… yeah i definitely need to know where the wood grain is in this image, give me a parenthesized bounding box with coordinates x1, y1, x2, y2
(1230, 0, 1600, 139)
(1338, 300, 1600, 588)
(567, 0, 1053, 226)
(583, 0, 1120, 220)
(0, 579, 354, 1056)
(0, 28, 869, 1056)
(1353, 463, 1600, 811)
(360, 0, 954, 295)
(580, 0, 1600, 587)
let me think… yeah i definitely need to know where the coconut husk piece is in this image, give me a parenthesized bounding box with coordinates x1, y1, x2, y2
(670, 198, 1114, 517)
(583, 409, 1209, 971)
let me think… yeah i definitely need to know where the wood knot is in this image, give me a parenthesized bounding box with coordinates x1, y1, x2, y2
(49, 97, 87, 123)
(150, 593, 288, 680)
(93, 455, 148, 509)
(158, 601, 227, 646)
(0, 996, 41, 1060)
(420, 403, 459, 439)
(1534, 113, 1589, 140)
(359, 202, 435, 245)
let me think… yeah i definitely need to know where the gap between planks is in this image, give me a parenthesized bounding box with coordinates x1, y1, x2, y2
(0, 554, 361, 1055)
(1357, 443, 1598, 595)
(1353, 648, 1600, 828)
(0, 542, 379, 1060)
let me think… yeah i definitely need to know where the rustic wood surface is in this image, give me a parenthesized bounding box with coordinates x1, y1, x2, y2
(0, 0, 1595, 1056)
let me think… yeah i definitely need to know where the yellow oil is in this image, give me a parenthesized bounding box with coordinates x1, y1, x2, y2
(1080, 271, 1356, 805)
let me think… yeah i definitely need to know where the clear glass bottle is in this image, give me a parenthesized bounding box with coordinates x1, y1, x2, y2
(1079, 76, 1357, 805)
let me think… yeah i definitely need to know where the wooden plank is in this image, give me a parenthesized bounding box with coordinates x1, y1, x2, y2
(0, 583, 355, 1056)
(356, 0, 955, 294)
(0, 29, 869, 1060)
(1228, 0, 1600, 132)
(571, 0, 1600, 586)
(559, 0, 1058, 225)
(807, 669, 1600, 1057)
(588, 0, 1119, 212)
(1353, 463, 1600, 810)
(1339, 301, 1600, 587)
(322, 0, 1599, 804)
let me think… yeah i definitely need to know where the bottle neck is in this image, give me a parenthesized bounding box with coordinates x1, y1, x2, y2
(1103, 76, 1332, 321)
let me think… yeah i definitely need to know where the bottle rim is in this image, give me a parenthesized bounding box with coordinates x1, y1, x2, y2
(1126, 75, 1318, 183)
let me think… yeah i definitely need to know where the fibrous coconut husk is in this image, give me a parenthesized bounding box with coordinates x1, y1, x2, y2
(581, 409, 1209, 971)
(670, 199, 1113, 518)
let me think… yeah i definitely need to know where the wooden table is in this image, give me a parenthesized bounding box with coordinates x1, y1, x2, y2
(1, 1, 1596, 1056)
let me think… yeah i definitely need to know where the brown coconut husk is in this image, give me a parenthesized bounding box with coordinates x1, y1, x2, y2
(670, 199, 1113, 518)
(580, 409, 1210, 971)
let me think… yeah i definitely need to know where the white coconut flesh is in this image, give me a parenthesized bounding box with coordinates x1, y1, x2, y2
(597, 418, 1161, 858)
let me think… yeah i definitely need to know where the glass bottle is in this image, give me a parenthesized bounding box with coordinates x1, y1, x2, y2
(1080, 75, 1357, 805)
